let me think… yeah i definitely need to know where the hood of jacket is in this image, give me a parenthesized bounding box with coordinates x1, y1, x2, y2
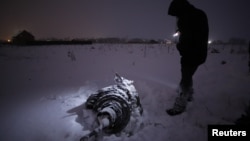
(168, 0, 194, 17)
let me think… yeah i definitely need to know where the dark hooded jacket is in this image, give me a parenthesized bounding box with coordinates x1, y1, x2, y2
(168, 0, 209, 66)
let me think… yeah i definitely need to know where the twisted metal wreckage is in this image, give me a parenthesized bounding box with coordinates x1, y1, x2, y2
(80, 73, 143, 141)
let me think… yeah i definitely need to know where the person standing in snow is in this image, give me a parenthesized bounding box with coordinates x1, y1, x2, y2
(166, 0, 209, 115)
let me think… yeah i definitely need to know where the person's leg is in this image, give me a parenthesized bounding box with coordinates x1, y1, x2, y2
(179, 64, 198, 100)
(166, 59, 199, 116)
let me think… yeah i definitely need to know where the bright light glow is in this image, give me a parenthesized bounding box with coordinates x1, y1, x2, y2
(7, 39, 11, 43)
(173, 32, 179, 37)
(208, 40, 212, 44)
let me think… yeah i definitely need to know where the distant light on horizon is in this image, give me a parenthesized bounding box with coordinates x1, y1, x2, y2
(208, 40, 212, 44)
(7, 39, 11, 43)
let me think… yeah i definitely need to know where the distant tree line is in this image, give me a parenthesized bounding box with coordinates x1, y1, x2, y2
(0, 30, 161, 46)
(92, 37, 159, 44)
(210, 38, 248, 46)
(2, 30, 92, 46)
(0, 30, 249, 46)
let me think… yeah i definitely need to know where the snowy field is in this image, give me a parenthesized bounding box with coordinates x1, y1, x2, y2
(0, 43, 249, 141)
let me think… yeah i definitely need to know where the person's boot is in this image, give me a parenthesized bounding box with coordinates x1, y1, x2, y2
(166, 93, 188, 116)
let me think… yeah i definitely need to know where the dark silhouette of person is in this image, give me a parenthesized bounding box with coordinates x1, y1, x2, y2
(166, 0, 209, 115)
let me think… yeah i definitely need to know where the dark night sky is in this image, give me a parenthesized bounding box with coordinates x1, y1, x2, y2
(1, 0, 250, 41)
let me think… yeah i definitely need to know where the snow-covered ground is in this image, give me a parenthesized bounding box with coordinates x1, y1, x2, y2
(0, 43, 249, 141)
